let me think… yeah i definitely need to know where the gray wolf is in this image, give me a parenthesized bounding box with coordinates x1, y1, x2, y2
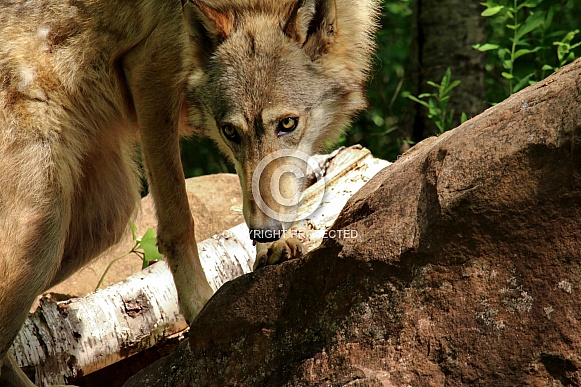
(0, 0, 379, 384)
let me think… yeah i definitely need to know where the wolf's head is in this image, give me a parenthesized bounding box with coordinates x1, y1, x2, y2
(182, 0, 379, 242)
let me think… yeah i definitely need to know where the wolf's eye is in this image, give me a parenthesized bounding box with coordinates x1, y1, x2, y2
(278, 117, 298, 135)
(222, 124, 240, 143)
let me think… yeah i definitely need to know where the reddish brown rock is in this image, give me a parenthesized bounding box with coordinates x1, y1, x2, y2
(125, 60, 581, 386)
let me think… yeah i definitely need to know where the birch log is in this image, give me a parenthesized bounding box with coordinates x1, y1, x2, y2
(10, 146, 390, 385)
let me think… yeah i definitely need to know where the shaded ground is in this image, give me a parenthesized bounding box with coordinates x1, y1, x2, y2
(45, 174, 244, 300)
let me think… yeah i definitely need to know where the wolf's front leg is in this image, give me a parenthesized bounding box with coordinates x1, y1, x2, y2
(140, 124, 214, 322)
(139, 115, 214, 322)
(253, 238, 305, 271)
(124, 28, 214, 324)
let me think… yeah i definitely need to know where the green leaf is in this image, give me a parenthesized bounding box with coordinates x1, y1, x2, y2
(515, 13, 545, 40)
(472, 43, 500, 52)
(519, 0, 543, 9)
(441, 67, 452, 84)
(513, 72, 536, 92)
(479, 1, 498, 8)
(427, 109, 439, 119)
(514, 40, 533, 48)
(513, 47, 541, 60)
(513, 49, 532, 60)
(139, 227, 156, 245)
(501, 72, 514, 79)
(439, 95, 451, 105)
(545, 7, 554, 30)
(407, 95, 431, 109)
(139, 228, 163, 268)
(461, 112, 468, 124)
(449, 79, 462, 89)
(503, 59, 513, 70)
(541, 64, 554, 71)
(481, 6, 503, 17)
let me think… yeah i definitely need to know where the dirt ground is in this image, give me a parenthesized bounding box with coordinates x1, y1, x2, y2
(41, 173, 244, 302)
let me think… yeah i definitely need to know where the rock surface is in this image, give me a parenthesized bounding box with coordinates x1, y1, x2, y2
(125, 61, 581, 385)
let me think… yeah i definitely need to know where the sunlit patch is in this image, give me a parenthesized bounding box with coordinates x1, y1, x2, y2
(17, 67, 36, 91)
(36, 26, 51, 41)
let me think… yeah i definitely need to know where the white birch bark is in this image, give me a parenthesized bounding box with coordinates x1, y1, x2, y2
(10, 146, 390, 385)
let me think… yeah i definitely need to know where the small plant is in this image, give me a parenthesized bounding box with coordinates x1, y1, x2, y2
(473, 0, 546, 95)
(473, 0, 581, 98)
(406, 68, 466, 134)
(542, 29, 581, 73)
(95, 222, 163, 291)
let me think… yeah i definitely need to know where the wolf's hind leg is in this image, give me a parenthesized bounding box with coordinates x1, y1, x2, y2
(0, 140, 71, 386)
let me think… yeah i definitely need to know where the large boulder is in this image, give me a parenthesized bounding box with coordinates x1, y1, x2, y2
(126, 60, 581, 385)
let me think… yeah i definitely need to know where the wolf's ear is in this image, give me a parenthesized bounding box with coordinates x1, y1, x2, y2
(284, 0, 337, 59)
(182, 0, 234, 45)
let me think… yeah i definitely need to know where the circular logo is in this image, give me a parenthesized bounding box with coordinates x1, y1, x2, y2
(251, 149, 324, 223)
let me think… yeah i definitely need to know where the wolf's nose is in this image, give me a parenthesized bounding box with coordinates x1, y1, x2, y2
(249, 227, 285, 243)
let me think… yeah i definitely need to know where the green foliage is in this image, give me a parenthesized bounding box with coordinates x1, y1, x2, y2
(405, 68, 465, 134)
(543, 29, 581, 72)
(137, 227, 163, 269)
(95, 222, 162, 291)
(473, 0, 547, 95)
(473, 0, 581, 99)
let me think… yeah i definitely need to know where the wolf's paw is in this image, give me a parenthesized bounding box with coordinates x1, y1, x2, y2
(253, 237, 304, 271)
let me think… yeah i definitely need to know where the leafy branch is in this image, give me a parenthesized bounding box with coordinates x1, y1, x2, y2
(473, 0, 580, 97)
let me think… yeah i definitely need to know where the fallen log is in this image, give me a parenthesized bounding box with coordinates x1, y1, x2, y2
(10, 146, 389, 385)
